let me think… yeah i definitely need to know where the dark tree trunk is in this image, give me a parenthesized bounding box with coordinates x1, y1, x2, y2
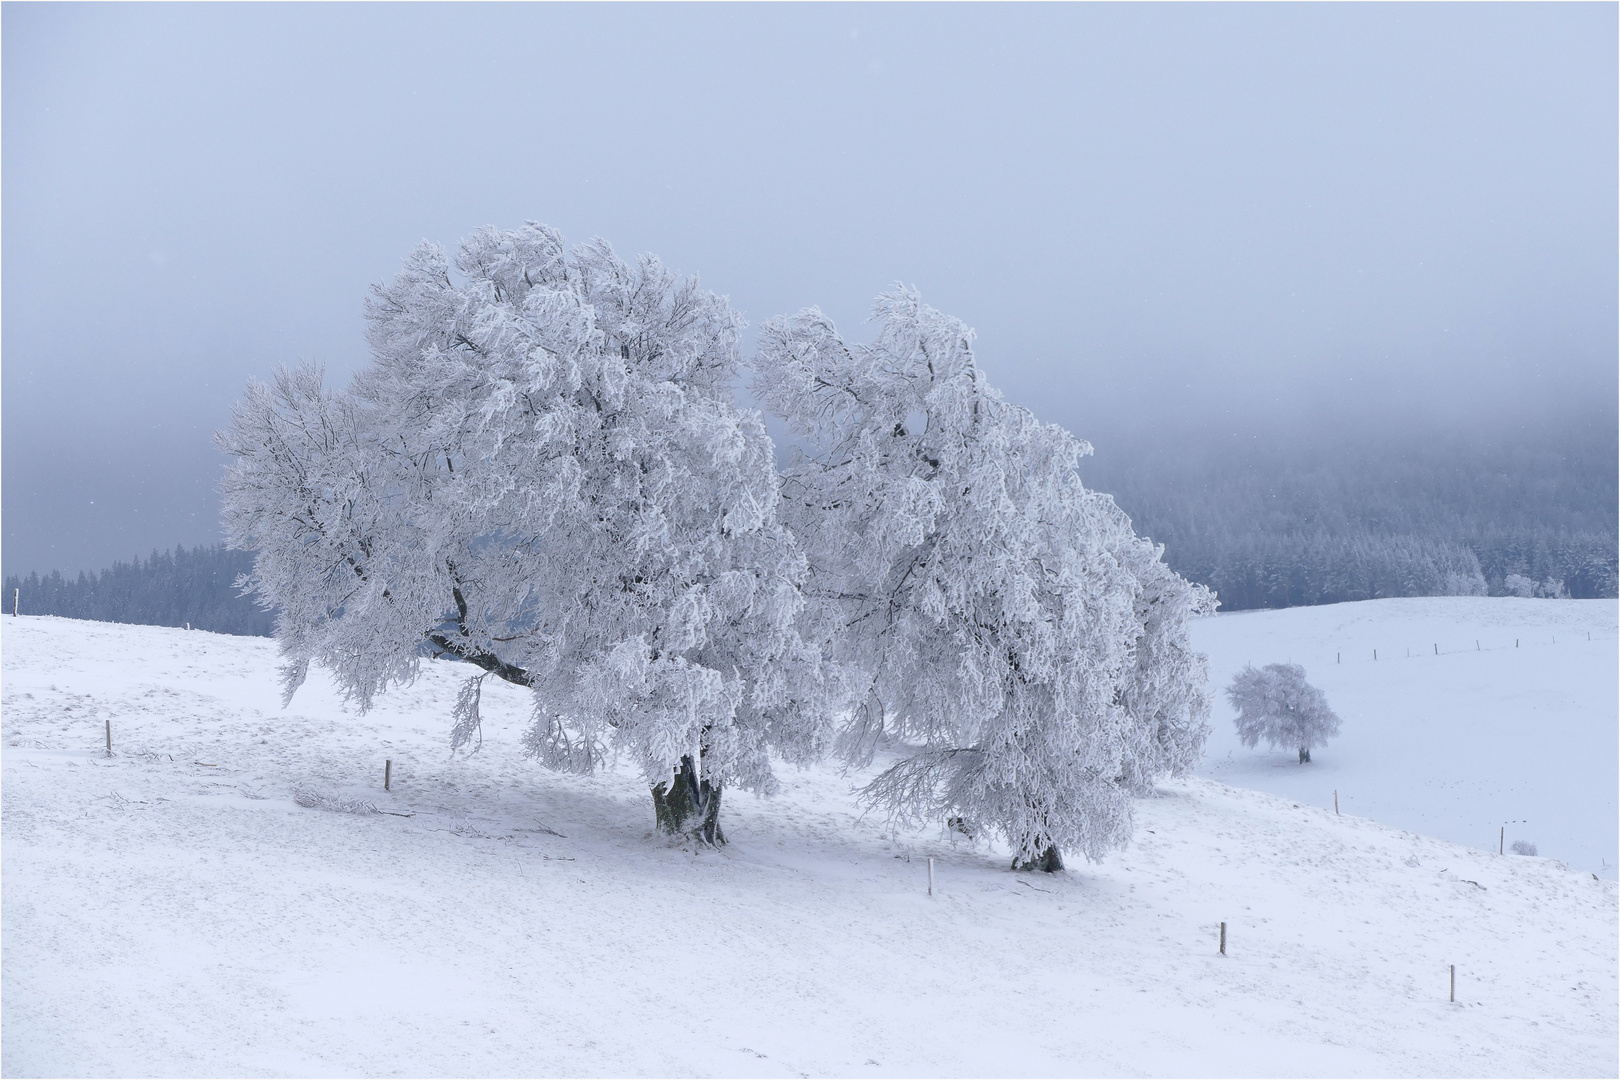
(651, 755, 726, 846)
(1298, 747, 1311, 764)
(1014, 844, 1064, 873)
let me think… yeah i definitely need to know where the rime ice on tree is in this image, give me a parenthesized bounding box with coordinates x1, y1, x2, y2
(753, 287, 1216, 872)
(219, 223, 831, 845)
(1225, 663, 1341, 763)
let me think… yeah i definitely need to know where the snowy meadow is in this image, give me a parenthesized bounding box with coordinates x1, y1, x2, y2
(1196, 597, 1619, 880)
(3, 604, 1615, 1078)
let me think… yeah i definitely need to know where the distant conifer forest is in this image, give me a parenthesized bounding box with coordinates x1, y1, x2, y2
(3, 545, 271, 636)
(1086, 419, 1618, 609)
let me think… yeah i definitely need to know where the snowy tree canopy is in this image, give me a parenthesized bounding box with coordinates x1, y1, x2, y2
(753, 287, 1216, 870)
(219, 223, 831, 843)
(1225, 663, 1341, 760)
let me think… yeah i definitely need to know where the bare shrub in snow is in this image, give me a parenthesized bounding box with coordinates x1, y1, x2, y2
(222, 224, 831, 846)
(293, 785, 379, 815)
(753, 287, 1215, 873)
(1226, 663, 1340, 763)
(1510, 840, 1538, 856)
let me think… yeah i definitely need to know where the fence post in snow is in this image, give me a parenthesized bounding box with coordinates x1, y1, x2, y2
(1373, 649, 1377, 661)
(1334, 790, 1339, 815)
(1499, 826, 1504, 855)
(1434, 643, 1437, 655)
(1219, 922, 1226, 955)
(11, 589, 16, 616)
(105, 719, 112, 757)
(1476, 640, 1480, 651)
(385, 759, 392, 792)
(1450, 965, 1455, 1003)
(1336, 652, 1340, 664)
(927, 857, 934, 896)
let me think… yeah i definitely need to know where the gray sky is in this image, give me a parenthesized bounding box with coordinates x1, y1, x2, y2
(4, 2, 1615, 576)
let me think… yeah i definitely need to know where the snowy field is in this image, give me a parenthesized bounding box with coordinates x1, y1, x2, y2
(3, 606, 1617, 1078)
(1194, 597, 1619, 879)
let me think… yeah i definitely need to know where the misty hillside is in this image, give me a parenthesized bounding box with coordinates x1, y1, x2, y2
(1, 545, 270, 637)
(1086, 421, 1618, 609)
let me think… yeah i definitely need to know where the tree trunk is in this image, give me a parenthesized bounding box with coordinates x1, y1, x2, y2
(1014, 844, 1064, 873)
(651, 755, 726, 846)
(1298, 747, 1311, 764)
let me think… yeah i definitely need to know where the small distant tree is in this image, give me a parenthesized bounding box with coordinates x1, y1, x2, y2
(1226, 663, 1339, 763)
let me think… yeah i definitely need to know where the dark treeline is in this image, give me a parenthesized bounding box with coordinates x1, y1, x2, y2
(5, 419, 1614, 631)
(3, 544, 272, 636)
(1086, 418, 1619, 610)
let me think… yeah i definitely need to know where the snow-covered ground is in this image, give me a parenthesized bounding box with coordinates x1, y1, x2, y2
(4, 606, 1616, 1077)
(1193, 597, 1619, 878)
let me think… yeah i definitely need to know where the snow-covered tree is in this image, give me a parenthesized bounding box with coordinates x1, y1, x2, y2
(1503, 573, 1538, 598)
(752, 287, 1215, 872)
(1225, 663, 1340, 763)
(220, 223, 831, 844)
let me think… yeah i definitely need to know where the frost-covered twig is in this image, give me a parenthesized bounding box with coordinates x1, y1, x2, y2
(293, 785, 379, 815)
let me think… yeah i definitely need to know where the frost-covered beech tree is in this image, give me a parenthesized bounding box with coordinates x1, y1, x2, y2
(753, 288, 1215, 872)
(220, 223, 831, 844)
(1225, 663, 1340, 763)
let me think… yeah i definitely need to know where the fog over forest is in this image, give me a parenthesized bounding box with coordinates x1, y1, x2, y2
(4, 4, 1614, 616)
(1086, 410, 1618, 607)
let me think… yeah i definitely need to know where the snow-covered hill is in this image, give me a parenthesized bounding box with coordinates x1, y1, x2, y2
(3, 608, 1616, 1077)
(1193, 597, 1618, 878)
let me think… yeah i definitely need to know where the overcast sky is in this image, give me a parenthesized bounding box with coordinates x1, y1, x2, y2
(4, 3, 1615, 576)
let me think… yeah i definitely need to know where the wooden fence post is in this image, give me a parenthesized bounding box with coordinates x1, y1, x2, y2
(105, 718, 112, 757)
(1219, 921, 1226, 955)
(927, 857, 935, 896)
(385, 759, 392, 792)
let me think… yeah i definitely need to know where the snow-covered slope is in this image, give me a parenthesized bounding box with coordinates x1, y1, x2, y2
(1193, 598, 1618, 877)
(4, 612, 1616, 1078)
